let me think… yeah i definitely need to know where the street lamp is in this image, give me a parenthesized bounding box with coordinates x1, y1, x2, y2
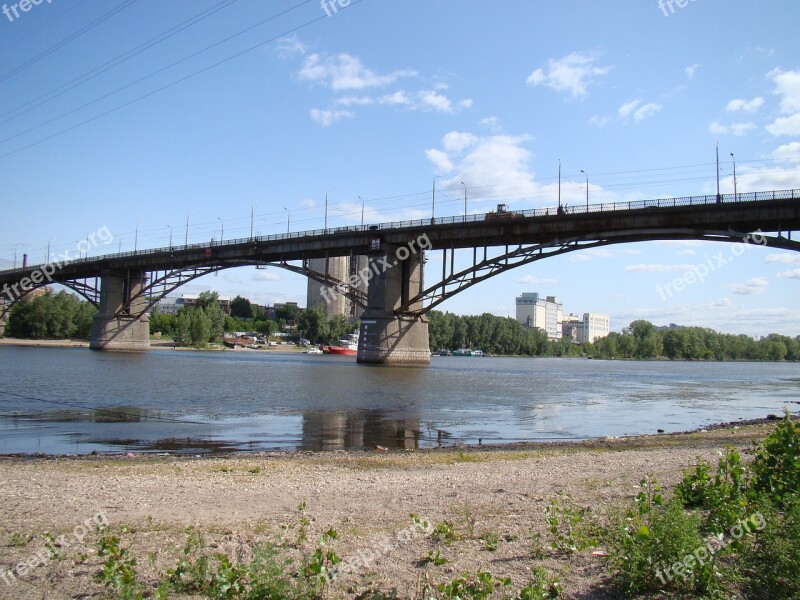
(250, 203, 259, 239)
(580, 170, 589, 209)
(731, 153, 738, 199)
(184, 213, 191, 246)
(46, 237, 55, 263)
(432, 175, 442, 222)
(134, 220, 142, 252)
(13, 244, 21, 269)
(167, 225, 173, 248)
(217, 217, 224, 244)
(358, 196, 364, 227)
(284, 207, 290, 233)
(461, 181, 467, 218)
(715, 141, 721, 203)
(324, 188, 332, 232)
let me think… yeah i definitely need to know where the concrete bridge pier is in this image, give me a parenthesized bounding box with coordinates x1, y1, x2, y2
(357, 243, 430, 366)
(90, 271, 150, 352)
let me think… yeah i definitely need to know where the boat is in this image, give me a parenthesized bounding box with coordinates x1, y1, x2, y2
(453, 348, 484, 357)
(305, 346, 323, 355)
(324, 333, 359, 356)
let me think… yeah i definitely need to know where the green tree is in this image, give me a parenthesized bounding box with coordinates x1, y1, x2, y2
(229, 295, 253, 319)
(298, 306, 329, 343)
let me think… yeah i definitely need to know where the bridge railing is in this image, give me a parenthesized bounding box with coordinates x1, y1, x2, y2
(1, 188, 797, 276)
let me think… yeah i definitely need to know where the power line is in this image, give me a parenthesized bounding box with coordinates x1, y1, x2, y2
(0, 0, 319, 148)
(0, 0, 241, 125)
(0, 0, 93, 54)
(0, 0, 142, 85)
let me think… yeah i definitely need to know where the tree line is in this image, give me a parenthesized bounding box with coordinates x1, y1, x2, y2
(429, 311, 800, 361)
(4, 292, 798, 361)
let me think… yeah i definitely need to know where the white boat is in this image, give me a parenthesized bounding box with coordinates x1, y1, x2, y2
(305, 346, 323, 355)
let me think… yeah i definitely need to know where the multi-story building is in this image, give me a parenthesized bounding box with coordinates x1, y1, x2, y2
(306, 256, 367, 321)
(579, 313, 610, 343)
(515, 293, 563, 339)
(155, 294, 231, 315)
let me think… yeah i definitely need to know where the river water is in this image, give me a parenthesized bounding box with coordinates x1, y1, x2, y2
(0, 346, 797, 455)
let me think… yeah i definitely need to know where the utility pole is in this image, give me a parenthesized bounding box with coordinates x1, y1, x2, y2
(716, 142, 721, 203)
(461, 181, 467, 217)
(731, 152, 738, 199)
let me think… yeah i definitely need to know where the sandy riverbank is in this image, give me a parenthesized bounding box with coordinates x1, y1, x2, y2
(0, 421, 780, 599)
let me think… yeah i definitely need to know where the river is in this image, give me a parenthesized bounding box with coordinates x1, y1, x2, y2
(0, 346, 797, 454)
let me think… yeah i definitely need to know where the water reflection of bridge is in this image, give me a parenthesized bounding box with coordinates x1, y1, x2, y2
(301, 410, 421, 451)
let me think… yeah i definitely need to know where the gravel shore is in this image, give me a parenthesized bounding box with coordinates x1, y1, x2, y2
(0, 420, 779, 599)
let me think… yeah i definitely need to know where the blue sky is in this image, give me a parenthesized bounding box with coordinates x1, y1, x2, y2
(1, 0, 799, 336)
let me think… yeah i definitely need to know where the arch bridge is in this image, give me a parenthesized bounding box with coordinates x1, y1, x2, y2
(1, 189, 798, 365)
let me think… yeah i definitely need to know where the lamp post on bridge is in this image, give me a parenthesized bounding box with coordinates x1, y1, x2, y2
(284, 207, 290, 233)
(461, 181, 467, 218)
(359, 196, 364, 227)
(715, 141, 721, 203)
(581, 170, 589, 209)
(731, 153, 738, 199)
(184, 214, 190, 246)
(134, 221, 142, 252)
(324, 189, 332, 233)
(167, 225, 173, 248)
(46, 238, 55, 263)
(432, 174, 441, 223)
(13, 244, 20, 269)
(217, 217, 224, 244)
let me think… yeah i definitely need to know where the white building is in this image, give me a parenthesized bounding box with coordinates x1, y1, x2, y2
(515, 293, 563, 340)
(562, 312, 610, 344)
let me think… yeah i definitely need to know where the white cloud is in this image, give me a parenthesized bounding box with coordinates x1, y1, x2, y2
(253, 271, 281, 282)
(624, 264, 696, 273)
(588, 115, 610, 128)
(379, 91, 411, 106)
(729, 277, 768, 295)
(766, 113, 800, 136)
(480, 116, 500, 132)
(525, 51, 610, 98)
(772, 142, 800, 163)
(276, 35, 306, 58)
(309, 108, 353, 127)
(778, 268, 800, 279)
(425, 148, 454, 173)
(725, 97, 764, 113)
(618, 100, 661, 122)
(297, 53, 416, 91)
(769, 68, 800, 114)
(708, 121, 757, 136)
(417, 90, 453, 113)
(634, 102, 661, 122)
(685, 63, 700, 79)
(442, 132, 478, 153)
(766, 69, 800, 136)
(618, 100, 641, 118)
(518, 275, 558, 285)
(459, 99, 474, 109)
(336, 96, 375, 106)
(765, 253, 800, 264)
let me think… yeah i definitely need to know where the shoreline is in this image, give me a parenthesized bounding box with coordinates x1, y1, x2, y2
(0, 415, 792, 461)
(0, 419, 783, 599)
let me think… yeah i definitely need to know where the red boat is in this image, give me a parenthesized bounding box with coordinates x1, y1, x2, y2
(323, 333, 359, 356)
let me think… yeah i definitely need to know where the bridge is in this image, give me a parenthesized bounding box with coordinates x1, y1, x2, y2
(1, 189, 799, 365)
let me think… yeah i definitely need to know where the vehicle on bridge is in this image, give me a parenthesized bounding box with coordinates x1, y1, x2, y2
(485, 203, 523, 220)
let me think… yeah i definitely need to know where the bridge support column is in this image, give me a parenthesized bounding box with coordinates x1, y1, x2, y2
(357, 243, 430, 366)
(90, 272, 150, 352)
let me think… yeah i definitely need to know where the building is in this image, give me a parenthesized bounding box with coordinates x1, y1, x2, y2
(306, 256, 367, 321)
(515, 292, 563, 340)
(155, 294, 231, 315)
(562, 312, 610, 344)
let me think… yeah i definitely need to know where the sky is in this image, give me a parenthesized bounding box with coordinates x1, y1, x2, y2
(1, 0, 799, 336)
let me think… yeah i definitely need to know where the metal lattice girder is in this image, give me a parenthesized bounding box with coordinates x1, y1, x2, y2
(59, 278, 101, 308)
(403, 229, 800, 316)
(126, 265, 224, 318)
(276, 260, 368, 308)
